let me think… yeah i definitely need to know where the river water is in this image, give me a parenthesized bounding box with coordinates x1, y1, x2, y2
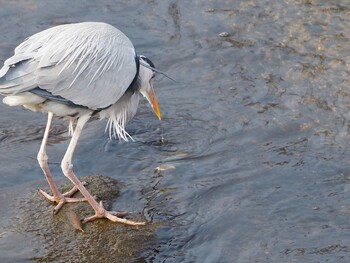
(0, 0, 350, 262)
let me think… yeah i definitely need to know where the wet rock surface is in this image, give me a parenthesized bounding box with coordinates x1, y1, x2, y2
(8, 175, 153, 262)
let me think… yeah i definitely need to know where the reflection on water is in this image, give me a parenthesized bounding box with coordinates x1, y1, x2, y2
(0, 0, 350, 262)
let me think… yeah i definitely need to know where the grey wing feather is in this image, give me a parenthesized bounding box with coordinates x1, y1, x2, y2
(0, 58, 37, 92)
(0, 22, 137, 109)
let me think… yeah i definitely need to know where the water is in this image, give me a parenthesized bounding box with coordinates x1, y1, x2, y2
(1, 0, 350, 262)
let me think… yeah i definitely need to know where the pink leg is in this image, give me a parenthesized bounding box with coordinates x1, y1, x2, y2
(37, 112, 87, 214)
(61, 114, 145, 226)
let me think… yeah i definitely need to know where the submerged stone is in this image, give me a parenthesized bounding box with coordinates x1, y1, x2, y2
(10, 175, 153, 262)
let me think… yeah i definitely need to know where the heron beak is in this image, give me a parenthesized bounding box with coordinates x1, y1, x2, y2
(145, 81, 161, 120)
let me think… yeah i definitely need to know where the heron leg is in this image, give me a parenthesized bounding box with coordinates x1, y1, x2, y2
(61, 114, 145, 226)
(38, 112, 87, 214)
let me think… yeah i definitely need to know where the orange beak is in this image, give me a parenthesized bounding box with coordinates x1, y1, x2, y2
(146, 81, 161, 120)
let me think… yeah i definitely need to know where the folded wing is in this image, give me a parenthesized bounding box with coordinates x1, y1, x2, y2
(0, 22, 137, 110)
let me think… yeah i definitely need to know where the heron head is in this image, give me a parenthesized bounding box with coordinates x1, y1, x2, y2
(138, 55, 161, 120)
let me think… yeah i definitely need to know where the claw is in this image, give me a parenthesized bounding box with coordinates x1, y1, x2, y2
(53, 200, 65, 214)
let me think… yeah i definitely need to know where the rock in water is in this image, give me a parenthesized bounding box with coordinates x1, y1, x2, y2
(9, 175, 154, 262)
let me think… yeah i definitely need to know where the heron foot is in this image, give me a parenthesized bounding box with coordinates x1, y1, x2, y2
(81, 201, 146, 226)
(39, 181, 88, 214)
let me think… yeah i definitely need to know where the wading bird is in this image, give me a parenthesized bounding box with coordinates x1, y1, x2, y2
(0, 22, 161, 226)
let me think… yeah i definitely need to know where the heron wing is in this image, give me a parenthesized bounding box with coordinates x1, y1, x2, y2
(0, 22, 137, 109)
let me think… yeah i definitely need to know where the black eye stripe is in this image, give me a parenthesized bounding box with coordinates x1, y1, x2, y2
(140, 56, 155, 69)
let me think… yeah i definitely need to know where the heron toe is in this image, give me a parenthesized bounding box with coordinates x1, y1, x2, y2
(81, 201, 146, 226)
(39, 182, 88, 214)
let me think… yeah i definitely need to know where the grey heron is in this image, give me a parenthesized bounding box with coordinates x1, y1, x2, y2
(0, 22, 161, 226)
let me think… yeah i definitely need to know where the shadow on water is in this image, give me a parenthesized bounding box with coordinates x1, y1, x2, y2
(0, 0, 350, 262)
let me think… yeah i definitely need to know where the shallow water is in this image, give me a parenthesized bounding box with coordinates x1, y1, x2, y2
(1, 0, 350, 262)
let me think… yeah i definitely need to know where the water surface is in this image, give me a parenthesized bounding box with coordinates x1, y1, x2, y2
(0, 0, 350, 262)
